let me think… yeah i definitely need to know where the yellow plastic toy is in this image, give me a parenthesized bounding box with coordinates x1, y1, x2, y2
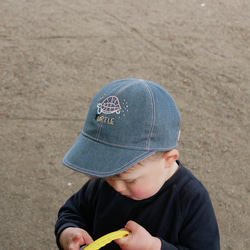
(80, 230, 130, 250)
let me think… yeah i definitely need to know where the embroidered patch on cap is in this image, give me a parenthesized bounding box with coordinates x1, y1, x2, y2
(97, 96, 122, 115)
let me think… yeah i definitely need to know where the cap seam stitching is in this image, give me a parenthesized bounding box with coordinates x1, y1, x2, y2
(82, 131, 177, 150)
(143, 81, 155, 150)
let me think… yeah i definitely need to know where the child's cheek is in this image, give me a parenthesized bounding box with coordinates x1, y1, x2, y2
(130, 186, 150, 200)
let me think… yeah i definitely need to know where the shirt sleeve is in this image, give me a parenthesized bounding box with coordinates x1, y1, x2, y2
(54, 178, 100, 249)
(160, 183, 220, 250)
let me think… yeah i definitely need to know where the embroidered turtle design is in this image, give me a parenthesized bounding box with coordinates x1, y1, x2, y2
(97, 96, 122, 115)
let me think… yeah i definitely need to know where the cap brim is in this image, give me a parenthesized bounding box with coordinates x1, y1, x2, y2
(63, 132, 156, 177)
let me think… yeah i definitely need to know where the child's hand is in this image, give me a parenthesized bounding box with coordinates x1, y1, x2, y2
(115, 221, 161, 250)
(59, 227, 93, 250)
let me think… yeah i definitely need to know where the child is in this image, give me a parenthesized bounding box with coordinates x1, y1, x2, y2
(55, 78, 220, 250)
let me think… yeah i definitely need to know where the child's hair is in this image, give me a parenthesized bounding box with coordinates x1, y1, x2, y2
(150, 151, 165, 160)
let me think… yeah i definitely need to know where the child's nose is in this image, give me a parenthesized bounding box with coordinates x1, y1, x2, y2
(112, 180, 127, 193)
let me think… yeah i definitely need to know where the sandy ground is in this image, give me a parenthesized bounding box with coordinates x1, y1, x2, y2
(0, 0, 249, 249)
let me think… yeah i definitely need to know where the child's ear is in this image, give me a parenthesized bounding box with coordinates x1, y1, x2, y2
(162, 149, 179, 168)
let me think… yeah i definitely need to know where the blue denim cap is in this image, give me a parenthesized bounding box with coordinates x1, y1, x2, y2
(63, 78, 181, 177)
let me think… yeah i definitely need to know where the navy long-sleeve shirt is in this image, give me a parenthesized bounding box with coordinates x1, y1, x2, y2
(55, 161, 220, 249)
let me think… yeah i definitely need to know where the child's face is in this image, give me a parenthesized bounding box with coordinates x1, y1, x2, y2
(106, 153, 171, 200)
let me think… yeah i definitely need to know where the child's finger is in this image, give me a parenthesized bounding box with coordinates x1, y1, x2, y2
(124, 220, 140, 233)
(70, 230, 94, 249)
(115, 221, 137, 246)
(114, 232, 131, 247)
(83, 232, 94, 245)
